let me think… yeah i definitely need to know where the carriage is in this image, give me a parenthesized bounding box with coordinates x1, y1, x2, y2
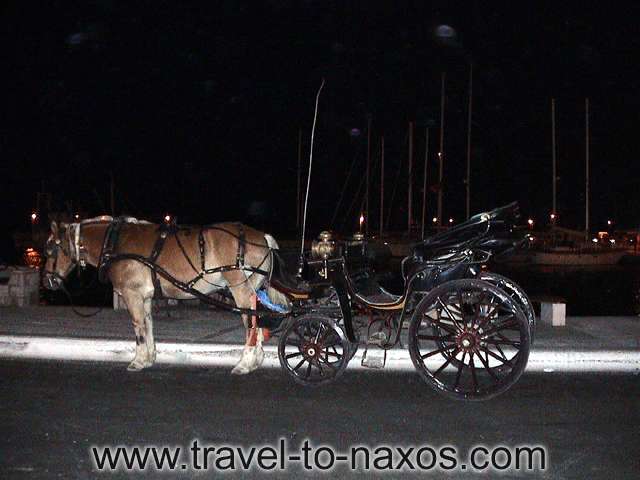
(271, 202, 534, 401)
(43, 201, 533, 400)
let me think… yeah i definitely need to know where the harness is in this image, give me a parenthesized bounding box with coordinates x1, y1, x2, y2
(93, 218, 283, 317)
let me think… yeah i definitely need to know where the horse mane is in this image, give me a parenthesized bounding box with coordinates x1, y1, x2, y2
(79, 215, 153, 225)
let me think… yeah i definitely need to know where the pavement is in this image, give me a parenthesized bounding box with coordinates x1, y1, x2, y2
(0, 305, 639, 373)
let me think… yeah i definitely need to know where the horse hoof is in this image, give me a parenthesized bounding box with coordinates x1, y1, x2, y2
(127, 363, 144, 372)
(127, 360, 150, 371)
(231, 364, 250, 375)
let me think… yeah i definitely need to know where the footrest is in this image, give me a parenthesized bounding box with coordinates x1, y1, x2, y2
(361, 346, 387, 369)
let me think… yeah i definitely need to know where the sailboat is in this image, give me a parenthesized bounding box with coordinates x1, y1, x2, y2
(511, 99, 624, 267)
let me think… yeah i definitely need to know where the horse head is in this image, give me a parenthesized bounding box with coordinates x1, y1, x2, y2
(43, 221, 76, 290)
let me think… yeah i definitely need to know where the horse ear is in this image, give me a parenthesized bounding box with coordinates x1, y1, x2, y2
(51, 221, 58, 235)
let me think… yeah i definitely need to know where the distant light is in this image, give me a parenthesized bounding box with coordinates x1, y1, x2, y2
(350, 128, 361, 137)
(607, 220, 612, 226)
(449, 218, 454, 224)
(74, 214, 80, 220)
(527, 218, 534, 226)
(432, 217, 437, 223)
(437, 152, 442, 158)
(528, 236, 536, 242)
(31, 212, 38, 222)
(359, 214, 365, 226)
(26, 247, 34, 252)
(592, 238, 598, 243)
(164, 215, 171, 223)
(610, 239, 616, 244)
(434, 25, 456, 39)
(550, 213, 556, 220)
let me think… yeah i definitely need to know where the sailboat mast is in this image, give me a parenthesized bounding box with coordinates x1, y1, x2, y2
(422, 127, 429, 239)
(551, 98, 557, 220)
(380, 136, 385, 238)
(438, 72, 445, 227)
(296, 128, 302, 228)
(466, 64, 473, 220)
(585, 98, 590, 241)
(408, 121, 414, 235)
(366, 116, 371, 236)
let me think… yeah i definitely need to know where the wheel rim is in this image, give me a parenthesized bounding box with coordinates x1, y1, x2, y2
(479, 273, 536, 342)
(279, 316, 349, 385)
(410, 281, 529, 400)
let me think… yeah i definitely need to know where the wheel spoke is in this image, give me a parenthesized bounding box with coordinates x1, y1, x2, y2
(417, 333, 455, 341)
(292, 358, 306, 372)
(437, 298, 464, 332)
(431, 321, 457, 335)
(420, 343, 457, 360)
(318, 356, 338, 370)
(482, 316, 518, 337)
(480, 346, 514, 367)
(285, 351, 303, 359)
(475, 347, 500, 381)
(484, 337, 521, 347)
(305, 362, 313, 378)
(453, 351, 467, 389)
(469, 352, 479, 392)
(433, 348, 460, 377)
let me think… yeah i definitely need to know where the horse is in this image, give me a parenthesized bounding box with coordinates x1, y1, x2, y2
(42, 216, 291, 374)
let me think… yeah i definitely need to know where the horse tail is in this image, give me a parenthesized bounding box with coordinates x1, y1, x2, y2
(264, 234, 292, 310)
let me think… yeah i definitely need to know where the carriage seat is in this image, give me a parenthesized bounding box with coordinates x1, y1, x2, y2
(269, 252, 312, 296)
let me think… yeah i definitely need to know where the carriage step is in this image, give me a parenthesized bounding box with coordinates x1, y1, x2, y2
(361, 347, 387, 369)
(367, 331, 388, 347)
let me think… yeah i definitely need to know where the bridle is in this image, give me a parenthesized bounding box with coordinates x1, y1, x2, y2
(43, 224, 86, 290)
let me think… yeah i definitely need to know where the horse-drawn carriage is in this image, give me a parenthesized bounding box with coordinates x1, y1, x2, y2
(273, 201, 534, 400)
(43, 202, 533, 400)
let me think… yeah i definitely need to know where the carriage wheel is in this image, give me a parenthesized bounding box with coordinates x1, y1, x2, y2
(278, 314, 351, 386)
(408, 279, 530, 401)
(479, 272, 536, 343)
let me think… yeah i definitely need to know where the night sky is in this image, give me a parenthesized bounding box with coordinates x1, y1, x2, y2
(3, 1, 640, 260)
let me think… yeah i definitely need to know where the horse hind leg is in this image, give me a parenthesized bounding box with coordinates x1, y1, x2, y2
(143, 296, 156, 365)
(121, 290, 155, 371)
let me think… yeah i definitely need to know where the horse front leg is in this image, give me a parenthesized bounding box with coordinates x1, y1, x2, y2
(121, 289, 155, 371)
(230, 290, 265, 375)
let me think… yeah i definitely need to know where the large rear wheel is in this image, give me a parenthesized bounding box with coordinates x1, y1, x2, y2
(408, 279, 530, 401)
(479, 272, 536, 343)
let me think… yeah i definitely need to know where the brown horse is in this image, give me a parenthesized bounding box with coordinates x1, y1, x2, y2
(42, 216, 290, 374)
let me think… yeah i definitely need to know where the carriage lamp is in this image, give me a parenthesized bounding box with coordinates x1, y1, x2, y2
(432, 217, 437, 224)
(31, 212, 38, 223)
(527, 218, 534, 229)
(550, 213, 556, 222)
(311, 231, 336, 260)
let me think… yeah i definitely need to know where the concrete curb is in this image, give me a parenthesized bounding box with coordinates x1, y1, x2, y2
(1, 335, 639, 373)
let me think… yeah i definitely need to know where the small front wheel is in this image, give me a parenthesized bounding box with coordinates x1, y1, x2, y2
(408, 279, 530, 401)
(278, 314, 351, 386)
